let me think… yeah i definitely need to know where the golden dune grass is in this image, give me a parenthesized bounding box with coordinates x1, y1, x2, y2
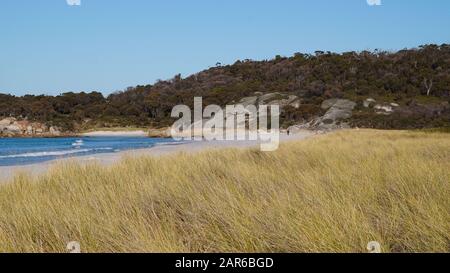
(0, 130, 448, 253)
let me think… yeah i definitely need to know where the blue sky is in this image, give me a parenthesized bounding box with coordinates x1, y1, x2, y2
(0, 0, 449, 96)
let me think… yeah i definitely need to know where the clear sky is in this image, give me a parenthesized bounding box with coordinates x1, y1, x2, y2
(0, 0, 449, 96)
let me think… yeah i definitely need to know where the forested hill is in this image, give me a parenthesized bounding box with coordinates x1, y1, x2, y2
(1, 44, 450, 133)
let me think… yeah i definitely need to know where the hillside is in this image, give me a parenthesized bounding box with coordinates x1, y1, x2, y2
(1, 44, 450, 136)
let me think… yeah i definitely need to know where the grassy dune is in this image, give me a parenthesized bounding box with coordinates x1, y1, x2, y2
(0, 130, 449, 253)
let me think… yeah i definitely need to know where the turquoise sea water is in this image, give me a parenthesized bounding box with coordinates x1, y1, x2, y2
(0, 137, 178, 166)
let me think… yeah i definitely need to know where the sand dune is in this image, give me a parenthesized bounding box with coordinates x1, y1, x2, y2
(0, 131, 315, 183)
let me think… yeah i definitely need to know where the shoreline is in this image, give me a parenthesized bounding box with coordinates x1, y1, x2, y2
(81, 130, 148, 137)
(0, 130, 317, 183)
(0, 130, 150, 138)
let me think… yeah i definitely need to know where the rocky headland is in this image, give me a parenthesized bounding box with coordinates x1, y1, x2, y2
(0, 118, 70, 137)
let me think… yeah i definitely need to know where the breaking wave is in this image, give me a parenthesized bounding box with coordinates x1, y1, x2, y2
(0, 148, 113, 159)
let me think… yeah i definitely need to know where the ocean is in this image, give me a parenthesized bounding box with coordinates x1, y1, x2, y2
(0, 137, 178, 166)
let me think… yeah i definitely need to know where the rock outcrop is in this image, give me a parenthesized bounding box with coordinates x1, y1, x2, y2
(236, 92, 301, 109)
(0, 118, 63, 137)
(288, 99, 357, 133)
(148, 127, 172, 138)
(363, 97, 401, 115)
(363, 98, 376, 108)
(319, 99, 356, 126)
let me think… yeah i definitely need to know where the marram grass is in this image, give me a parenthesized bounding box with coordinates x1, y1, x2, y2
(0, 130, 448, 253)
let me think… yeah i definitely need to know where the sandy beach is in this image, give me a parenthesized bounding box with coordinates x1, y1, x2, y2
(81, 130, 148, 137)
(0, 131, 316, 183)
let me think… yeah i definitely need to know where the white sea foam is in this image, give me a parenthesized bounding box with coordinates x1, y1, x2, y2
(0, 147, 113, 159)
(72, 139, 84, 147)
(0, 149, 91, 159)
